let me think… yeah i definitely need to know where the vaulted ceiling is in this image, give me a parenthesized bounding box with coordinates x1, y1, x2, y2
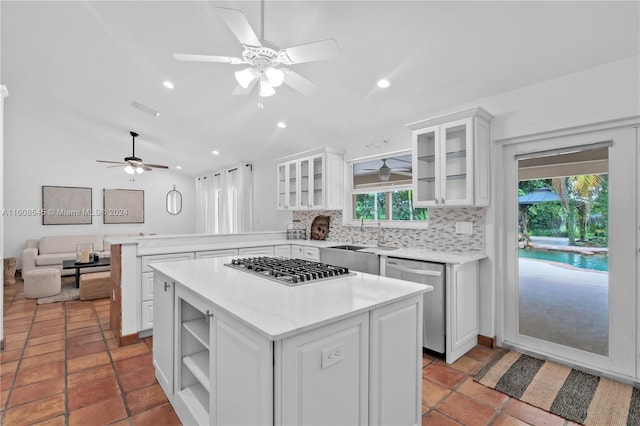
(2, 1, 638, 176)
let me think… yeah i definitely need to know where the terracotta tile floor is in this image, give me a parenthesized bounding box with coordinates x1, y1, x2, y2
(2, 278, 578, 425)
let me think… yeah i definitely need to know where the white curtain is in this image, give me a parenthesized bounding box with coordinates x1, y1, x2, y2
(195, 164, 253, 234)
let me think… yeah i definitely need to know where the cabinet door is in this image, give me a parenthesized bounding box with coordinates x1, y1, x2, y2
(277, 163, 287, 209)
(238, 246, 275, 256)
(291, 245, 304, 259)
(277, 312, 369, 426)
(215, 312, 273, 426)
(153, 275, 174, 395)
(299, 157, 312, 209)
(303, 246, 320, 261)
(141, 271, 154, 302)
(309, 154, 325, 208)
(288, 161, 299, 209)
(141, 300, 154, 330)
(369, 296, 423, 426)
(142, 252, 195, 272)
(274, 245, 291, 258)
(195, 249, 238, 259)
(440, 118, 473, 206)
(413, 125, 440, 207)
(446, 261, 479, 363)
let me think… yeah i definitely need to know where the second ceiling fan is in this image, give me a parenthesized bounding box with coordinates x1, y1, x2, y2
(173, 3, 340, 99)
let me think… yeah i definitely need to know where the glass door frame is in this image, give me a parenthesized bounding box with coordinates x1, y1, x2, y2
(497, 122, 637, 379)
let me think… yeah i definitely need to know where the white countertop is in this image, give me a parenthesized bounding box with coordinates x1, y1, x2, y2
(151, 257, 431, 340)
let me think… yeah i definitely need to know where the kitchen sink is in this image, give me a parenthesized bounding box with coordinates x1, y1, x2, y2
(320, 246, 379, 274)
(326, 245, 368, 251)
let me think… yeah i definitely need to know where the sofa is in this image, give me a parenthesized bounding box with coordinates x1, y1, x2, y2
(22, 234, 111, 276)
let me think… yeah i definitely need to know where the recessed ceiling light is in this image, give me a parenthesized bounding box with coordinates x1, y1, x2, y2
(377, 79, 391, 89)
(211, 150, 220, 155)
(276, 121, 286, 129)
(163, 81, 174, 89)
(176, 165, 182, 170)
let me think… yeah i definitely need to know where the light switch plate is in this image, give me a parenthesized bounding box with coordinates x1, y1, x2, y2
(455, 221, 473, 234)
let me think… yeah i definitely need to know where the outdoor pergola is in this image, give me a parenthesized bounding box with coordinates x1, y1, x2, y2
(518, 187, 561, 239)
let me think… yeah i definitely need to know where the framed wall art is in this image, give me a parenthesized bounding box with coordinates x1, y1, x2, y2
(103, 189, 144, 224)
(42, 186, 92, 225)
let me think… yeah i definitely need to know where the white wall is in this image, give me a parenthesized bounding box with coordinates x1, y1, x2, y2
(3, 112, 196, 263)
(252, 157, 293, 232)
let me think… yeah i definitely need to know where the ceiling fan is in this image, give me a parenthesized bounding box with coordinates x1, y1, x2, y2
(364, 159, 412, 182)
(173, 3, 340, 99)
(96, 131, 168, 175)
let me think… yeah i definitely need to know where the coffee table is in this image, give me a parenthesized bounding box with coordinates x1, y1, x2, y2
(62, 257, 111, 287)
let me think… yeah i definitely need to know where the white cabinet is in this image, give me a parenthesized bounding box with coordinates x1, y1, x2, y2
(369, 297, 423, 426)
(141, 252, 195, 330)
(277, 149, 343, 210)
(291, 245, 320, 261)
(195, 249, 238, 259)
(407, 107, 492, 207)
(274, 245, 291, 258)
(446, 261, 479, 364)
(238, 246, 275, 256)
(153, 273, 174, 395)
(291, 245, 304, 259)
(277, 312, 369, 425)
(170, 285, 272, 426)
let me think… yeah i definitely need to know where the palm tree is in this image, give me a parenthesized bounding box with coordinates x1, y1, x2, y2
(552, 174, 604, 244)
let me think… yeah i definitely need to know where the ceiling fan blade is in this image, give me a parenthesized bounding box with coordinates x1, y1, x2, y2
(142, 164, 169, 169)
(96, 160, 127, 165)
(391, 171, 413, 177)
(282, 70, 318, 96)
(232, 77, 258, 95)
(107, 165, 125, 169)
(216, 7, 262, 49)
(173, 53, 245, 65)
(278, 39, 340, 65)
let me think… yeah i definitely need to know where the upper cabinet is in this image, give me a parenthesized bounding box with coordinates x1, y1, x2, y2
(277, 149, 343, 210)
(406, 107, 493, 207)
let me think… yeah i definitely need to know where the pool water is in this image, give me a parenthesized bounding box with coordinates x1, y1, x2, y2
(518, 248, 608, 272)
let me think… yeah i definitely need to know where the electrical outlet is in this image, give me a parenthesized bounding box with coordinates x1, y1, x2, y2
(455, 221, 473, 234)
(321, 343, 344, 369)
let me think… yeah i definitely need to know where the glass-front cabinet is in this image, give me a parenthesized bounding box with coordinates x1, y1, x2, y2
(408, 107, 492, 207)
(277, 149, 342, 210)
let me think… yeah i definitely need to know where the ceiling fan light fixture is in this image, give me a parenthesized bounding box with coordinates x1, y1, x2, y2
(124, 165, 135, 175)
(135, 166, 145, 174)
(259, 79, 276, 97)
(235, 67, 257, 88)
(378, 170, 391, 181)
(264, 67, 284, 88)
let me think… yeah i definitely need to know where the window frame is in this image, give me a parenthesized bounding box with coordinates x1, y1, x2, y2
(343, 150, 428, 230)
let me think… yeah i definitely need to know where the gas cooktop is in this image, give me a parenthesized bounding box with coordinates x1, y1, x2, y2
(225, 257, 353, 286)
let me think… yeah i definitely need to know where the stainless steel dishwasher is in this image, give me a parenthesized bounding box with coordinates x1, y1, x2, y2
(384, 257, 445, 354)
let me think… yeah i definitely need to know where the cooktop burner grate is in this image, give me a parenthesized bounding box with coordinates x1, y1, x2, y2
(225, 257, 353, 286)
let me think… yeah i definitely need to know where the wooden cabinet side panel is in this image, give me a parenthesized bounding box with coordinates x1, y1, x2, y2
(110, 244, 122, 342)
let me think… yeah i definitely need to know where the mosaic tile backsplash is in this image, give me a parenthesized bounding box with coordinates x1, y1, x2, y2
(292, 208, 485, 253)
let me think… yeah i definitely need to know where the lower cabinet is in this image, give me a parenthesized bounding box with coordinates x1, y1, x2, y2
(238, 246, 275, 256)
(154, 277, 423, 426)
(446, 261, 479, 364)
(194, 248, 238, 259)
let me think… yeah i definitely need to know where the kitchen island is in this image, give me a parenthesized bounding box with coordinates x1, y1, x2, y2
(151, 256, 431, 426)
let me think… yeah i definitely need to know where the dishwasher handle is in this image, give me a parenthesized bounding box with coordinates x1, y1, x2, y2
(385, 262, 442, 277)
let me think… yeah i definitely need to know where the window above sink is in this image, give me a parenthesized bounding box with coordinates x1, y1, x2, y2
(344, 149, 428, 229)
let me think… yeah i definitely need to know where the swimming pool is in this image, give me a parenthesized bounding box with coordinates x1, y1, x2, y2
(518, 248, 608, 272)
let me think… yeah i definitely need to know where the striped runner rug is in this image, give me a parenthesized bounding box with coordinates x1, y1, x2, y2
(474, 350, 640, 425)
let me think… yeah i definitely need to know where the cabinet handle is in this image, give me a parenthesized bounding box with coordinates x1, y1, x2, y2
(441, 197, 445, 205)
(163, 282, 170, 292)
